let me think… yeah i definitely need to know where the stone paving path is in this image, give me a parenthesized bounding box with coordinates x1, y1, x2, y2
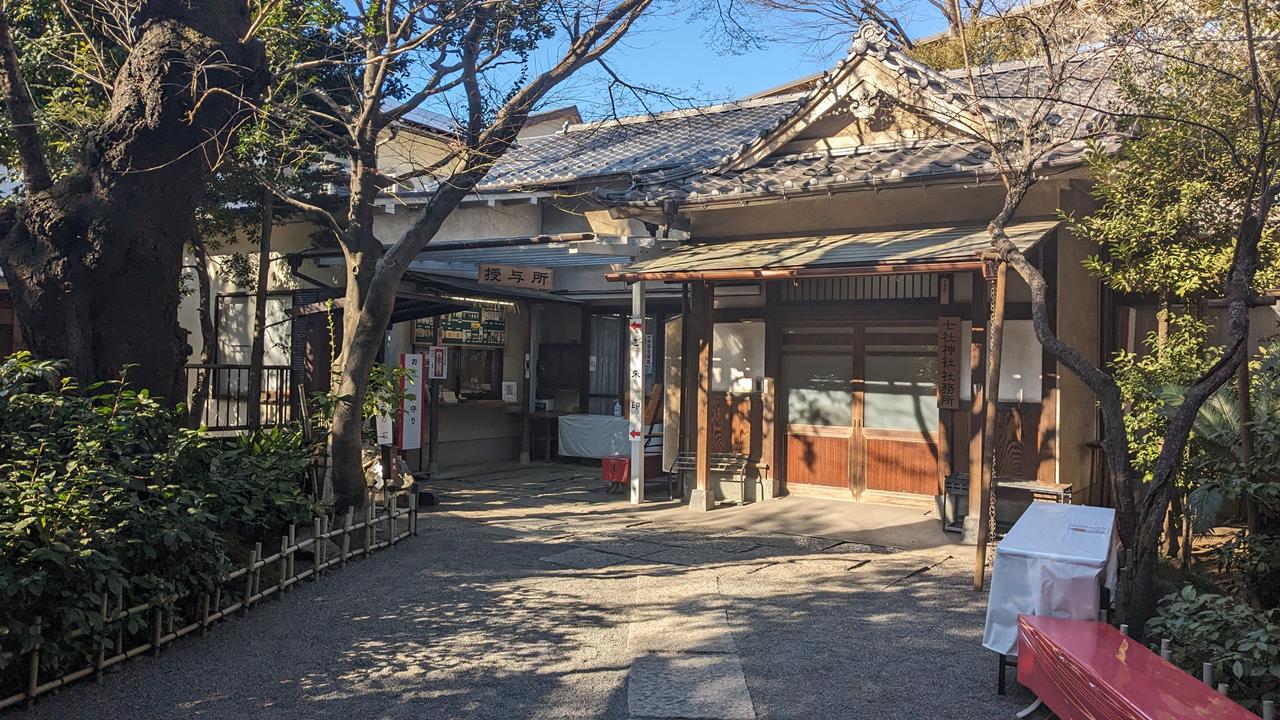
(12, 464, 1032, 720)
(626, 575, 754, 719)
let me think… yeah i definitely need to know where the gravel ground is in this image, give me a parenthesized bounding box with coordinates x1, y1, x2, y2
(12, 466, 1032, 720)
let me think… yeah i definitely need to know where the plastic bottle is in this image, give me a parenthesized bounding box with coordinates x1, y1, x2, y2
(612, 399, 622, 417)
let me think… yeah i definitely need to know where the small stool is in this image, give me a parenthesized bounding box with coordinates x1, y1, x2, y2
(601, 456, 629, 493)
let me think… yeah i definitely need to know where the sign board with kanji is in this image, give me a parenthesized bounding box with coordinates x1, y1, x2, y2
(628, 316, 644, 438)
(414, 312, 508, 347)
(936, 316, 962, 410)
(399, 353, 424, 450)
(478, 264, 554, 290)
(427, 346, 448, 380)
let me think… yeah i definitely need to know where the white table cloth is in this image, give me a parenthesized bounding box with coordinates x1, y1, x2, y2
(982, 502, 1118, 656)
(557, 414, 630, 458)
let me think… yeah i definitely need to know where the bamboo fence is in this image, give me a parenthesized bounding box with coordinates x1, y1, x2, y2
(0, 491, 418, 712)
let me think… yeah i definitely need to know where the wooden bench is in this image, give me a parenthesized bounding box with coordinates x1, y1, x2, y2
(672, 452, 751, 503)
(1016, 615, 1257, 720)
(994, 478, 1072, 504)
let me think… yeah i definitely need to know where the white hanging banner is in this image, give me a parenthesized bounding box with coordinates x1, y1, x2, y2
(399, 353, 424, 451)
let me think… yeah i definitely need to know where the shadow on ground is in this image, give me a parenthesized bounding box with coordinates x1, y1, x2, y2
(14, 463, 1029, 720)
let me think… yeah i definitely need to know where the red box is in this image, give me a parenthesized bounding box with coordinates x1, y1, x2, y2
(601, 456, 629, 484)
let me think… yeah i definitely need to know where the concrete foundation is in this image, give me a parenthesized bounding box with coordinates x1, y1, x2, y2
(689, 487, 715, 512)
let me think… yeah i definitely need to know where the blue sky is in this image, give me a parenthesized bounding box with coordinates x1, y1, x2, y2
(412, 2, 954, 124)
(527, 2, 953, 119)
(603, 4, 949, 99)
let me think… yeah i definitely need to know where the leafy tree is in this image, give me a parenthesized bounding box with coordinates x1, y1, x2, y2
(1111, 316, 1219, 561)
(188, 2, 345, 427)
(265, 0, 654, 510)
(925, 0, 1280, 627)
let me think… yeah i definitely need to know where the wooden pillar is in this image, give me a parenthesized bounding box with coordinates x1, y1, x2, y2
(520, 302, 538, 464)
(690, 281, 715, 511)
(629, 282, 646, 505)
(761, 285, 781, 500)
(965, 271, 987, 542)
(578, 308, 591, 413)
(975, 255, 1008, 590)
(427, 317, 442, 476)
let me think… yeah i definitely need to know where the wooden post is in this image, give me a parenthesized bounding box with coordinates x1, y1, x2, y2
(27, 617, 40, 706)
(286, 523, 297, 588)
(427, 316, 442, 476)
(975, 255, 1007, 590)
(96, 595, 107, 681)
(200, 593, 212, 635)
(311, 517, 322, 578)
(410, 490, 419, 536)
(342, 508, 353, 566)
(278, 535, 288, 591)
(243, 548, 256, 615)
(689, 281, 715, 512)
(152, 606, 163, 656)
(965, 271, 987, 543)
(252, 541, 263, 602)
(114, 591, 124, 657)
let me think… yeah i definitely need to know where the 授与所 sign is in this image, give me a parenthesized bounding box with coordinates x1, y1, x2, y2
(478, 264, 554, 290)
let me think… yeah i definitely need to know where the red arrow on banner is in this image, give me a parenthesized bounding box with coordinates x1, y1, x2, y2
(629, 321, 642, 331)
(629, 430, 642, 439)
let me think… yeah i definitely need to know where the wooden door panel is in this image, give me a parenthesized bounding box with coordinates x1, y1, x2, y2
(864, 435, 939, 495)
(710, 392, 761, 457)
(786, 433, 850, 488)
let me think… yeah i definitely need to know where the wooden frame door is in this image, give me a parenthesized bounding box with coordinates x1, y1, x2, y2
(781, 325, 864, 497)
(861, 324, 940, 496)
(780, 321, 942, 498)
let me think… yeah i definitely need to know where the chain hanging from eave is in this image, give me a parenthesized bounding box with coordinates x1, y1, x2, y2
(986, 265, 1000, 564)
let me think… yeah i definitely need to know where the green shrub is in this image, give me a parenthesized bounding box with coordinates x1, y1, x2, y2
(0, 353, 319, 682)
(1219, 533, 1280, 609)
(1147, 585, 1280, 708)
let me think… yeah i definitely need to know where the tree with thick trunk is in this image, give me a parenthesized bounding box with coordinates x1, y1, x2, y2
(0, 2, 268, 399)
(270, 0, 653, 510)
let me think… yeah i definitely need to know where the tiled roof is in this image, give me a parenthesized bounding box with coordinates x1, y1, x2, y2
(597, 49, 1116, 206)
(444, 23, 1118, 204)
(613, 219, 1061, 280)
(600, 138, 1096, 206)
(473, 95, 805, 191)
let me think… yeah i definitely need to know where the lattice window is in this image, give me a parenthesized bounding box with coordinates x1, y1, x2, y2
(781, 273, 939, 302)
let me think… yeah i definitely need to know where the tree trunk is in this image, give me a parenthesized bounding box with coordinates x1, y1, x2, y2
(247, 190, 274, 428)
(0, 4, 266, 400)
(188, 233, 216, 427)
(1120, 543, 1164, 633)
(1166, 491, 1183, 559)
(329, 261, 399, 510)
(1240, 359, 1257, 534)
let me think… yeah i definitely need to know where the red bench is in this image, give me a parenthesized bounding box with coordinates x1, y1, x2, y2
(1017, 615, 1257, 720)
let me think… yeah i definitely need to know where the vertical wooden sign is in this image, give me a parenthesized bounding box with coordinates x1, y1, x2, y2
(937, 316, 961, 410)
(399, 353, 424, 451)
